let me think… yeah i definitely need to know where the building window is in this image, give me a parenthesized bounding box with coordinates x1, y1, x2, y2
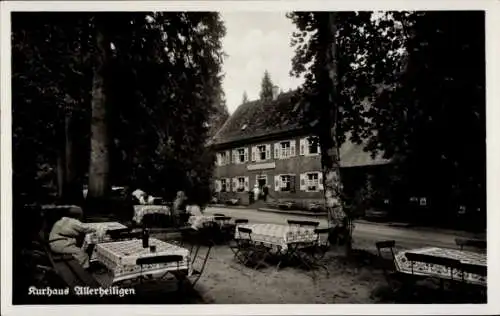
(280, 141, 291, 158)
(258, 145, 267, 161)
(308, 138, 319, 154)
(237, 149, 245, 163)
(237, 177, 245, 192)
(306, 173, 319, 191)
(220, 178, 227, 192)
(280, 175, 291, 191)
(219, 151, 228, 165)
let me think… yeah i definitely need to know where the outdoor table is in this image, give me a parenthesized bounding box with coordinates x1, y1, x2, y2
(188, 215, 227, 230)
(394, 247, 487, 286)
(94, 237, 191, 285)
(133, 205, 171, 224)
(82, 222, 128, 261)
(235, 223, 318, 251)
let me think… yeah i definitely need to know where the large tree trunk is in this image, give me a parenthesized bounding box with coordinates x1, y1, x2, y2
(56, 110, 82, 204)
(318, 12, 351, 254)
(87, 24, 110, 205)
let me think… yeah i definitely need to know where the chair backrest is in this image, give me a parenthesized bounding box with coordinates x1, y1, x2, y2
(288, 220, 320, 227)
(461, 263, 487, 277)
(375, 240, 397, 263)
(235, 219, 249, 224)
(376, 240, 396, 249)
(287, 220, 302, 226)
(237, 227, 252, 240)
(238, 227, 252, 234)
(314, 228, 330, 246)
(213, 213, 226, 217)
(455, 238, 487, 251)
(142, 213, 170, 228)
(136, 254, 184, 266)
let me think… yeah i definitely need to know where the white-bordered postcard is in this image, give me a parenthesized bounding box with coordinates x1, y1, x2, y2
(1, 0, 499, 315)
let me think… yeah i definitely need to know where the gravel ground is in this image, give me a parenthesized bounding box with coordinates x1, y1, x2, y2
(180, 239, 388, 304)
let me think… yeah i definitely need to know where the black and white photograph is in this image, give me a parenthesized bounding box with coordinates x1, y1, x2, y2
(1, 0, 498, 315)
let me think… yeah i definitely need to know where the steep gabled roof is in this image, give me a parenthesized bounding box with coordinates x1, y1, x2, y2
(211, 91, 302, 145)
(210, 91, 391, 167)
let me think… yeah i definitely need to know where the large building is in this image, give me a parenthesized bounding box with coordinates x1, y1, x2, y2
(208, 91, 390, 208)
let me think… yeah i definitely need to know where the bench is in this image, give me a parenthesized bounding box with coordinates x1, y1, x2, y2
(30, 231, 103, 302)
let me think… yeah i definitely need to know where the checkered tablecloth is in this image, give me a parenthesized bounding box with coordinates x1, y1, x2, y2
(188, 215, 228, 230)
(395, 247, 487, 285)
(94, 238, 191, 284)
(82, 222, 127, 261)
(235, 223, 318, 251)
(133, 205, 171, 223)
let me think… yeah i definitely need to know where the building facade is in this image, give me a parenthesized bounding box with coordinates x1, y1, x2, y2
(208, 91, 389, 207)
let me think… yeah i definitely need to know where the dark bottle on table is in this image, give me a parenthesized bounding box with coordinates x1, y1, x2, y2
(142, 228, 149, 248)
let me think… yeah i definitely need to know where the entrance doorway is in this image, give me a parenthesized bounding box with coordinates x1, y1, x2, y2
(256, 175, 267, 188)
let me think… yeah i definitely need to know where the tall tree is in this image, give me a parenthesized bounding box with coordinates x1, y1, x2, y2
(288, 11, 409, 252)
(87, 16, 112, 202)
(259, 70, 274, 101)
(242, 91, 249, 104)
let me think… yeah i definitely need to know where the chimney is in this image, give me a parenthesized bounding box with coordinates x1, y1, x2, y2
(272, 85, 280, 100)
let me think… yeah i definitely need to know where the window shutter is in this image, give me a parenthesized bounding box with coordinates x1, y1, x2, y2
(244, 176, 249, 191)
(290, 140, 296, 157)
(215, 153, 220, 166)
(251, 147, 256, 162)
(290, 175, 296, 193)
(255, 174, 259, 186)
(232, 178, 238, 192)
(299, 139, 305, 156)
(232, 150, 236, 164)
(266, 144, 271, 160)
(274, 175, 280, 191)
(318, 172, 324, 191)
(274, 143, 280, 159)
(317, 143, 321, 155)
(226, 150, 230, 164)
(244, 148, 249, 162)
(300, 173, 306, 191)
(215, 180, 221, 192)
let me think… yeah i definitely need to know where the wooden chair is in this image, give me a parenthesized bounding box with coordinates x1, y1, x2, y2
(136, 255, 184, 283)
(296, 227, 331, 278)
(455, 238, 487, 252)
(460, 262, 487, 301)
(171, 237, 214, 293)
(230, 227, 254, 266)
(404, 252, 462, 302)
(234, 227, 270, 270)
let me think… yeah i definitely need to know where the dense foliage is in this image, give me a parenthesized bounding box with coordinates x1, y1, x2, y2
(12, 12, 228, 207)
(288, 11, 485, 229)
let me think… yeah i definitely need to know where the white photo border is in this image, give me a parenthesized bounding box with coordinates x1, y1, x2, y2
(2, 1, 499, 315)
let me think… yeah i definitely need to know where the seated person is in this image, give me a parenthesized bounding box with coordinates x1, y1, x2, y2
(171, 191, 188, 225)
(187, 204, 203, 217)
(132, 188, 147, 204)
(49, 206, 96, 269)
